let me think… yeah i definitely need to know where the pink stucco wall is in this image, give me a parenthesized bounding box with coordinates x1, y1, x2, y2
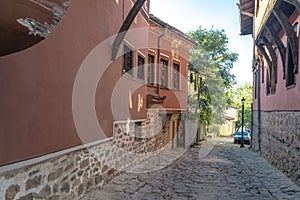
(253, 11, 300, 111)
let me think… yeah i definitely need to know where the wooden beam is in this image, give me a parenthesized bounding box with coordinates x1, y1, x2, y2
(239, 0, 255, 10)
(273, 7, 298, 73)
(262, 37, 278, 83)
(255, 26, 265, 46)
(257, 43, 272, 89)
(257, 44, 272, 72)
(111, 0, 146, 60)
(283, 0, 300, 13)
(241, 11, 254, 17)
(259, 55, 265, 83)
(265, 24, 286, 79)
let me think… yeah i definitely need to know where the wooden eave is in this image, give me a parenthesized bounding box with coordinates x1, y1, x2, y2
(262, 36, 278, 83)
(283, 0, 300, 13)
(257, 43, 272, 73)
(255, 0, 299, 78)
(238, 0, 254, 35)
(265, 24, 286, 78)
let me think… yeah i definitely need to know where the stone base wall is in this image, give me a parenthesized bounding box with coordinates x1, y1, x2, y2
(0, 109, 178, 199)
(113, 109, 173, 155)
(252, 111, 260, 152)
(0, 140, 121, 200)
(252, 110, 300, 186)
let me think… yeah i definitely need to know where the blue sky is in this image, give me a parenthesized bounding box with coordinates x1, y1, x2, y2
(150, 0, 253, 86)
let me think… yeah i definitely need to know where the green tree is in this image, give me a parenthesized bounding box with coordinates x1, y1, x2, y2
(188, 27, 239, 134)
(227, 83, 252, 129)
(188, 27, 238, 88)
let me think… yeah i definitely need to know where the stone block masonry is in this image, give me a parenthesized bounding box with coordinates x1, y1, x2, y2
(252, 110, 300, 186)
(0, 109, 176, 199)
(0, 140, 120, 200)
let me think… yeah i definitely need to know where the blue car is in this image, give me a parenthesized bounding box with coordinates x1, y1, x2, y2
(234, 131, 250, 145)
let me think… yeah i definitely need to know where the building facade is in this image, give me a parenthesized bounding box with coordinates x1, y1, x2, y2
(0, 0, 195, 199)
(219, 106, 238, 137)
(239, 0, 300, 185)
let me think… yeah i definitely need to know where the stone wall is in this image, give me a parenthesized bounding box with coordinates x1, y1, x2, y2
(252, 111, 260, 152)
(113, 108, 172, 155)
(0, 109, 177, 199)
(252, 110, 300, 186)
(0, 140, 121, 200)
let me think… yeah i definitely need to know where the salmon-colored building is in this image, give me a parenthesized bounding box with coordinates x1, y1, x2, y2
(0, 0, 195, 198)
(239, 0, 300, 185)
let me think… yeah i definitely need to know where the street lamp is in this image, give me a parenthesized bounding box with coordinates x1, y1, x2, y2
(240, 97, 245, 148)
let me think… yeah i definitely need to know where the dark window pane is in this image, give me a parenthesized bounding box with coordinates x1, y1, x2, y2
(160, 59, 168, 88)
(173, 63, 180, 89)
(266, 69, 271, 95)
(137, 55, 145, 80)
(123, 45, 133, 75)
(147, 55, 155, 85)
(286, 43, 295, 87)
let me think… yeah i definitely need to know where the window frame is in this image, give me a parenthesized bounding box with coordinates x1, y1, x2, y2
(137, 54, 145, 81)
(160, 58, 169, 88)
(285, 22, 298, 89)
(285, 40, 296, 89)
(122, 44, 134, 76)
(147, 54, 156, 85)
(266, 67, 271, 96)
(172, 62, 180, 90)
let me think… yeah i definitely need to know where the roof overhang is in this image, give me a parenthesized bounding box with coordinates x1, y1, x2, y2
(149, 14, 197, 46)
(238, 0, 255, 35)
(255, 0, 299, 81)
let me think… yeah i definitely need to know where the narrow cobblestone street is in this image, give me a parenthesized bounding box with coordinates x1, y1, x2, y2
(83, 137, 300, 200)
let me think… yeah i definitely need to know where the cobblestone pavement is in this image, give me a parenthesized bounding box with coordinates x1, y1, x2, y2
(83, 137, 300, 200)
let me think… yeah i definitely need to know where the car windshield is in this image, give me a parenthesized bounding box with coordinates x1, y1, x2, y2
(236, 132, 248, 136)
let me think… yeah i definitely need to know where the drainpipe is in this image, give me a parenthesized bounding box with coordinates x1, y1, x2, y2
(156, 27, 168, 94)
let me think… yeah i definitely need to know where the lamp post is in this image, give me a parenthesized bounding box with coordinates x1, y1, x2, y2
(240, 97, 245, 148)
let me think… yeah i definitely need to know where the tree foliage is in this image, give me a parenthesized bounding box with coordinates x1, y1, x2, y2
(187, 27, 239, 134)
(227, 83, 253, 129)
(188, 27, 238, 88)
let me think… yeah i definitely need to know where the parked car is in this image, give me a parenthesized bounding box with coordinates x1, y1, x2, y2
(234, 131, 250, 145)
